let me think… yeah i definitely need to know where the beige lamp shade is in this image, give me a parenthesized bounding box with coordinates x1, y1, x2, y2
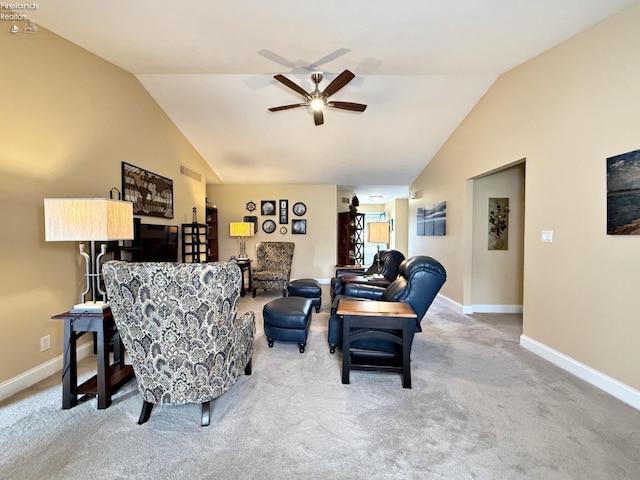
(44, 198, 134, 241)
(368, 222, 390, 245)
(229, 222, 254, 237)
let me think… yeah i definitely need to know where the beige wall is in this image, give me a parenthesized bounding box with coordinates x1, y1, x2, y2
(207, 184, 337, 280)
(410, 6, 640, 390)
(0, 29, 216, 386)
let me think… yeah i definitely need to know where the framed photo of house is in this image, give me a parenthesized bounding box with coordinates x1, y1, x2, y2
(292, 219, 306, 234)
(279, 199, 289, 224)
(122, 162, 173, 218)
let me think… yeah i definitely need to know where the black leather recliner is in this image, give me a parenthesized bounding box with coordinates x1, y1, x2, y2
(330, 249, 405, 301)
(327, 255, 447, 355)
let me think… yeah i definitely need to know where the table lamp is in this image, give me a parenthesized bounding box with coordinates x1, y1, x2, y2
(229, 222, 254, 259)
(367, 221, 390, 278)
(44, 198, 134, 312)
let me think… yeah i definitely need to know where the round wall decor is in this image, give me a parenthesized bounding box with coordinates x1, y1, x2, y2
(262, 219, 276, 233)
(280, 226, 287, 234)
(292, 202, 306, 216)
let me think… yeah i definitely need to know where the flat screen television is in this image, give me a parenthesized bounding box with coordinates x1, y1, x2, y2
(138, 222, 179, 262)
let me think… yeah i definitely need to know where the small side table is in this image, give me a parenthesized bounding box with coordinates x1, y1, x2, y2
(337, 300, 417, 388)
(236, 259, 252, 297)
(51, 308, 134, 409)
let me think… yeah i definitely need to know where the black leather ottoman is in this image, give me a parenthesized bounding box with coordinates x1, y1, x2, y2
(287, 278, 321, 313)
(263, 297, 313, 353)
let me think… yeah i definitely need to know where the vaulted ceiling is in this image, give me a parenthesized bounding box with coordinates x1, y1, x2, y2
(29, 0, 638, 202)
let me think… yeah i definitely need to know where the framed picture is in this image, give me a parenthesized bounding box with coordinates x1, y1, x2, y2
(488, 198, 509, 250)
(416, 201, 446, 236)
(293, 202, 306, 216)
(607, 149, 640, 235)
(261, 200, 276, 216)
(292, 219, 307, 235)
(122, 162, 173, 218)
(262, 219, 276, 234)
(279, 199, 289, 224)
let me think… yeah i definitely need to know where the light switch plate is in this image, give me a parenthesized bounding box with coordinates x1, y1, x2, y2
(541, 230, 553, 242)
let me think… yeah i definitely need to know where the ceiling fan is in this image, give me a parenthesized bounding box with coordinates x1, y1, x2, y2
(268, 69, 367, 126)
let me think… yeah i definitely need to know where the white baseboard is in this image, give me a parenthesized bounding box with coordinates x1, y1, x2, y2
(435, 295, 522, 315)
(520, 335, 640, 411)
(436, 294, 469, 314)
(472, 304, 523, 314)
(0, 342, 94, 402)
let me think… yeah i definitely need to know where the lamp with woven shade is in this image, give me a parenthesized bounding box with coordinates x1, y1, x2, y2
(44, 198, 134, 312)
(229, 222, 254, 259)
(367, 221, 390, 277)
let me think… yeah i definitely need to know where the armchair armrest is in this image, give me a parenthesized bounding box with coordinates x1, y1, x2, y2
(343, 283, 386, 300)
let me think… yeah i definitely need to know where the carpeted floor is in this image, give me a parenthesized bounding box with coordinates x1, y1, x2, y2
(1, 286, 639, 479)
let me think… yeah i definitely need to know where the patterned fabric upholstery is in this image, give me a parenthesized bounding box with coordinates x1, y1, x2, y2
(103, 261, 255, 407)
(251, 242, 295, 297)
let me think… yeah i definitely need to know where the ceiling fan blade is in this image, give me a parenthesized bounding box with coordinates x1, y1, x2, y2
(328, 101, 367, 112)
(314, 109, 324, 126)
(258, 49, 298, 69)
(321, 69, 356, 97)
(274, 74, 310, 98)
(308, 48, 351, 71)
(268, 103, 306, 112)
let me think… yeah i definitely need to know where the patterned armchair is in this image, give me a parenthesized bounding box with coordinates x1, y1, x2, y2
(251, 241, 295, 297)
(102, 261, 255, 426)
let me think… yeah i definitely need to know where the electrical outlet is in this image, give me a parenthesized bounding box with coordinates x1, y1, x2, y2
(40, 335, 51, 352)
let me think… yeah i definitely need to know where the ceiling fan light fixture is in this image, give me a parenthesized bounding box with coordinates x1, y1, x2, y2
(310, 98, 324, 111)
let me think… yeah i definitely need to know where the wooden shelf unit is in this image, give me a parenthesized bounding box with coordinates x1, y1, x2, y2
(206, 206, 219, 262)
(337, 212, 364, 266)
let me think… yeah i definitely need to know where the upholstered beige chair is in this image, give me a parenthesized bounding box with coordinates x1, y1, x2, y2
(251, 241, 295, 297)
(103, 261, 255, 426)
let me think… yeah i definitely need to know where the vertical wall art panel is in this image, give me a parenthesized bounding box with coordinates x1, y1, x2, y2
(607, 149, 640, 235)
(417, 208, 426, 236)
(488, 198, 510, 250)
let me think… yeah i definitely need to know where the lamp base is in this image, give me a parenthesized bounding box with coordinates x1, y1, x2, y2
(70, 301, 109, 313)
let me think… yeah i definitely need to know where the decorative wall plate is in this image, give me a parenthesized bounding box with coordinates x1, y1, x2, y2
(280, 226, 287, 234)
(262, 219, 276, 233)
(245, 200, 256, 212)
(292, 202, 306, 216)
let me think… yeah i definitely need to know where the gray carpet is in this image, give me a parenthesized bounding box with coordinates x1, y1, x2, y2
(1, 287, 639, 479)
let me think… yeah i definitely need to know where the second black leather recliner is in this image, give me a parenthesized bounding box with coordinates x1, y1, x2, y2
(330, 249, 405, 301)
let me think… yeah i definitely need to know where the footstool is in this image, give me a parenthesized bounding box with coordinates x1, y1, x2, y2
(263, 297, 313, 353)
(287, 278, 322, 313)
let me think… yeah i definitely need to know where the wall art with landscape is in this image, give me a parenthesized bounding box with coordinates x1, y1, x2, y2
(607, 149, 640, 235)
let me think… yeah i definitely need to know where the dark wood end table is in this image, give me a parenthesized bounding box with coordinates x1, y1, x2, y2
(236, 259, 252, 297)
(51, 308, 134, 409)
(337, 300, 417, 388)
